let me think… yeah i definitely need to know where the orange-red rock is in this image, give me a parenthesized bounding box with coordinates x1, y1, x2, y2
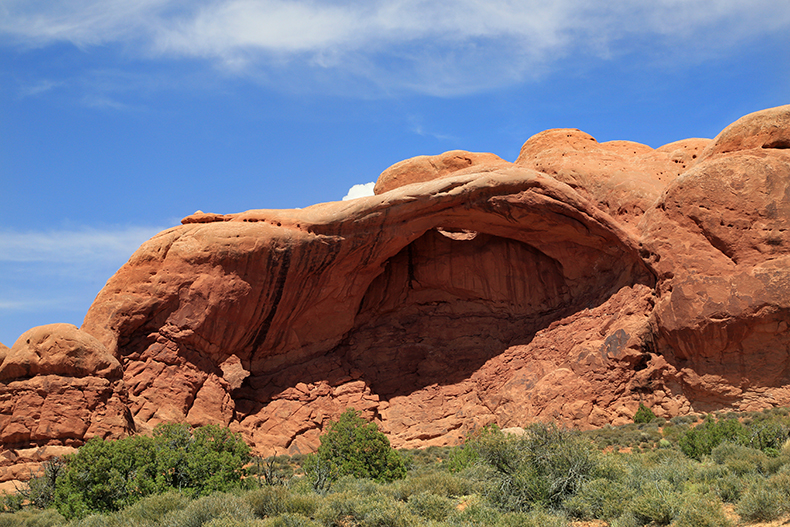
(374, 150, 509, 195)
(0, 325, 133, 483)
(2, 105, 790, 483)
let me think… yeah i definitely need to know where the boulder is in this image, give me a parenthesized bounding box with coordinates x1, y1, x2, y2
(374, 150, 509, 194)
(0, 325, 133, 484)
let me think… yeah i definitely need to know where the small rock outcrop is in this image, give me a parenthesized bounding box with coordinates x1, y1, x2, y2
(0, 324, 133, 485)
(2, 105, 789, 483)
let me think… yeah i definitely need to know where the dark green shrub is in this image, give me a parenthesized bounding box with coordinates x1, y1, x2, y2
(748, 419, 789, 451)
(0, 492, 23, 513)
(633, 403, 656, 424)
(304, 409, 406, 492)
(53, 424, 250, 519)
(678, 416, 747, 460)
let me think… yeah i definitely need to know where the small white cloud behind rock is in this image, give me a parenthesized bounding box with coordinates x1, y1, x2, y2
(342, 182, 375, 201)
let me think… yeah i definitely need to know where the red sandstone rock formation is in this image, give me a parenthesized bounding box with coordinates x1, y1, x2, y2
(0, 324, 133, 484)
(2, 105, 789, 484)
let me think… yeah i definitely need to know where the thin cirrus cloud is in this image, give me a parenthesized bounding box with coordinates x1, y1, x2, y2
(0, 226, 166, 264)
(2, 1, 789, 95)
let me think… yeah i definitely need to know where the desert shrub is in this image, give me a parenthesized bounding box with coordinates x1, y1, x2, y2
(390, 471, 475, 500)
(406, 491, 454, 521)
(495, 508, 569, 527)
(633, 403, 656, 424)
(54, 424, 250, 519)
(203, 517, 266, 527)
(710, 442, 772, 475)
(747, 419, 788, 450)
(468, 422, 600, 512)
(678, 416, 747, 460)
(563, 478, 633, 520)
(19, 458, 64, 510)
(0, 509, 65, 527)
(160, 492, 255, 527)
(304, 409, 405, 493)
(672, 493, 733, 527)
(245, 486, 290, 517)
(445, 500, 501, 526)
(121, 491, 194, 524)
(626, 480, 680, 526)
(0, 493, 23, 513)
(245, 485, 319, 520)
(736, 479, 788, 522)
(314, 491, 417, 527)
(250, 455, 295, 487)
(711, 472, 746, 503)
(260, 513, 321, 527)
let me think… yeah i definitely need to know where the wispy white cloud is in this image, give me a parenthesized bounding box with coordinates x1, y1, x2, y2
(0, 226, 165, 263)
(1, 1, 789, 95)
(342, 182, 375, 201)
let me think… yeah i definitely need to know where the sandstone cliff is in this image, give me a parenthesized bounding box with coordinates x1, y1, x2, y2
(2, 105, 789, 484)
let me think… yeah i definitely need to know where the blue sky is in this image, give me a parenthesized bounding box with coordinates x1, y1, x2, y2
(1, 0, 789, 347)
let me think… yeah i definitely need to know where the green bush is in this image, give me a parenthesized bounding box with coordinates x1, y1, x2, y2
(633, 403, 656, 424)
(710, 442, 772, 475)
(495, 508, 569, 527)
(304, 409, 406, 492)
(53, 424, 250, 518)
(678, 416, 748, 460)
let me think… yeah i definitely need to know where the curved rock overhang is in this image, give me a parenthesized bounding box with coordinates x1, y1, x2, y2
(81, 167, 654, 432)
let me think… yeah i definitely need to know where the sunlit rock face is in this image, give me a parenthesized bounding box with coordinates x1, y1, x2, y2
(2, 105, 789, 483)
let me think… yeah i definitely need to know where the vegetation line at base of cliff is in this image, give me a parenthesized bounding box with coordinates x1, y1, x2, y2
(5, 405, 790, 526)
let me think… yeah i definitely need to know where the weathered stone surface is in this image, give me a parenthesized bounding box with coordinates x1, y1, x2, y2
(515, 129, 709, 232)
(374, 150, 509, 195)
(3, 105, 790, 481)
(641, 118, 790, 410)
(1, 324, 122, 381)
(0, 325, 133, 483)
(698, 104, 790, 160)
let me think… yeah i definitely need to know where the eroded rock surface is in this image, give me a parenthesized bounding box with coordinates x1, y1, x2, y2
(2, 105, 790, 481)
(0, 325, 133, 483)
